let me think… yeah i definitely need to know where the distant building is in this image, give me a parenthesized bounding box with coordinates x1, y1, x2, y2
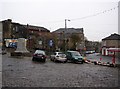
(101, 33, 120, 56)
(1, 19, 28, 39)
(25, 24, 50, 51)
(1, 19, 50, 52)
(85, 40, 101, 53)
(53, 28, 85, 52)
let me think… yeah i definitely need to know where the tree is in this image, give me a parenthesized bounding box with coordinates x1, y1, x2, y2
(70, 34, 82, 50)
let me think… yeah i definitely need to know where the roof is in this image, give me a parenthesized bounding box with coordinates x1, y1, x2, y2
(1, 19, 50, 32)
(12, 23, 50, 32)
(53, 28, 83, 34)
(102, 33, 120, 40)
(108, 48, 120, 52)
(24, 25, 50, 32)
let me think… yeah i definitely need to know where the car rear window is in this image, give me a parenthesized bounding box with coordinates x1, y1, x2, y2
(58, 52, 64, 55)
(35, 50, 45, 55)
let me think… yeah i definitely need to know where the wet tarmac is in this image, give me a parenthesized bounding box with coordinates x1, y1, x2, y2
(2, 54, 119, 87)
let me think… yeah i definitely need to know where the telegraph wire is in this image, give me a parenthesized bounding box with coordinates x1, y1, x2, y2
(41, 5, 118, 24)
(70, 5, 118, 21)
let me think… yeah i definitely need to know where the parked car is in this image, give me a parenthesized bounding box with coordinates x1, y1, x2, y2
(32, 50, 46, 62)
(0, 48, 7, 55)
(66, 51, 84, 64)
(50, 52, 67, 63)
(85, 51, 95, 54)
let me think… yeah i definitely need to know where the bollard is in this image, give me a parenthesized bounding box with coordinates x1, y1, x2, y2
(100, 57, 102, 61)
(84, 57, 87, 62)
(112, 55, 115, 64)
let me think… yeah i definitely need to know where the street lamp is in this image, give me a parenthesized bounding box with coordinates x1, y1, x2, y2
(64, 19, 70, 52)
(65, 19, 70, 30)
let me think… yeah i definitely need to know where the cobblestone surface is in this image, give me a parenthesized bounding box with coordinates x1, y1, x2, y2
(2, 54, 119, 87)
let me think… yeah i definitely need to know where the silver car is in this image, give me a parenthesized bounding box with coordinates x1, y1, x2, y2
(50, 52, 67, 63)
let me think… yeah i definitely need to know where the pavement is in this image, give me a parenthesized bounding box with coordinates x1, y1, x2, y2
(85, 53, 120, 67)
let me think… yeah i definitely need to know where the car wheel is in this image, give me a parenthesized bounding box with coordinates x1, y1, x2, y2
(64, 60, 67, 63)
(54, 60, 56, 62)
(50, 58, 53, 61)
(32, 58, 35, 61)
(53, 58, 56, 62)
(81, 61, 83, 64)
(43, 59, 46, 62)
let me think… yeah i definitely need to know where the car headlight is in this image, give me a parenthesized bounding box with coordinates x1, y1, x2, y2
(73, 58, 78, 60)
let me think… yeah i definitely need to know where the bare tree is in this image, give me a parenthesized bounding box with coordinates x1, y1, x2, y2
(70, 34, 82, 50)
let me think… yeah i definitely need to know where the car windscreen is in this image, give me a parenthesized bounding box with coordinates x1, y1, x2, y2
(71, 52, 81, 56)
(58, 52, 64, 55)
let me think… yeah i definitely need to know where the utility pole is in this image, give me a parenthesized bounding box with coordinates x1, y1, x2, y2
(64, 19, 70, 52)
(65, 19, 70, 30)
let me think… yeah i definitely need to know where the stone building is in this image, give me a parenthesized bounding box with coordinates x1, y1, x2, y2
(52, 28, 85, 52)
(85, 40, 101, 53)
(1, 19, 50, 52)
(101, 33, 120, 56)
(25, 25, 50, 52)
(1, 19, 28, 42)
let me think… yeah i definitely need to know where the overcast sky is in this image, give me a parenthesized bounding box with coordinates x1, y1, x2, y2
(0, 0, 119, 41)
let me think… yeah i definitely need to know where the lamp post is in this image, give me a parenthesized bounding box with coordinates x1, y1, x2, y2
(64, 19, 70, 52)
(65, 19, 70, 30)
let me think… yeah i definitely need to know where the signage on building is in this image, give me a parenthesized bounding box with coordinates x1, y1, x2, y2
(49, 40, 53, 47)
(5, 39, 18, 48)
(39, 41, 42, 45)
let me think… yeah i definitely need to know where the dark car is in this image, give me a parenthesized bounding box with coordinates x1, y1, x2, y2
(32, 50, 46, 62)
(66, 51, 84, 64)
(0, 48, 7, 55)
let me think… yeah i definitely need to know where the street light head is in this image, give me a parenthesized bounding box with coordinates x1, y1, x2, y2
(65, 19, 70, 21)
(68, 19, 70, 21)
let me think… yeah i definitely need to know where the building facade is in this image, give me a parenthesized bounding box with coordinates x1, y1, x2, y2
(101, 33, 120, 56)
(53, 28, 85, 53)
(1, 19, 50, 52)
(25, 25, 50, 52)
(85, 40, 101, 53)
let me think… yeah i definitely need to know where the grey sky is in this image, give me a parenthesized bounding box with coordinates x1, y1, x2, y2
(0, 0, 119, 41)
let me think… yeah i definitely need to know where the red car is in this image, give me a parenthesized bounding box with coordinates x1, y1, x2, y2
(32, 50, 46, 62)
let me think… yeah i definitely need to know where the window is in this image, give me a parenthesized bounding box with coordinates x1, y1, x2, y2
(16, 26, 18, 32)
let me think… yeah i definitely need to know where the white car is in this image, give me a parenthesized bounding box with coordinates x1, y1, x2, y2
(50, 52, 67, 63)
